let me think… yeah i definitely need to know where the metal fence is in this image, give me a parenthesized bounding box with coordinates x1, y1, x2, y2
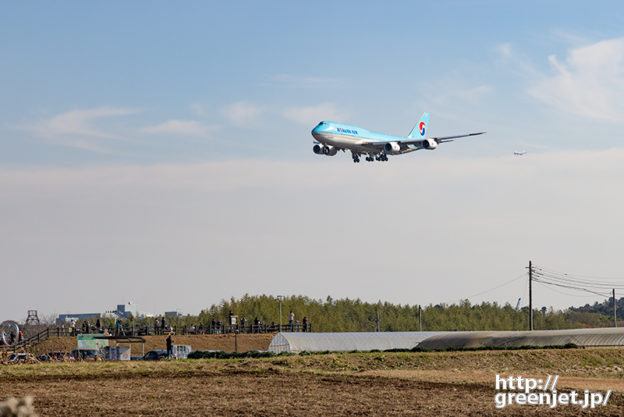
(2, 322, 313, 345)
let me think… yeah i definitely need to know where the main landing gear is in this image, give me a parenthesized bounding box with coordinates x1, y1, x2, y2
(364, 154, 388, 162)
(352, 152, 389, 163)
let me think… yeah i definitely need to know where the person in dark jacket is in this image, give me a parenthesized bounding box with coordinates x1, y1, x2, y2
(166, 334, 173, 358)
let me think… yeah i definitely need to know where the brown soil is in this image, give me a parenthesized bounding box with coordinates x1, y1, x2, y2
(2, 348, 624, 416)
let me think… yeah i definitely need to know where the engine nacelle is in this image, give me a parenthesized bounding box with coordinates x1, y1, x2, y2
(323, 145, 338, 156)
(422, 138, 438, 150)
(313, 144, 337, 156)
(384, 142, 401, 154)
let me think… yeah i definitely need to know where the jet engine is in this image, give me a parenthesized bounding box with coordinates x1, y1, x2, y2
(313, 144, 337, 156)
(384, 142, 401, 154)
(422, 138, 438, 150)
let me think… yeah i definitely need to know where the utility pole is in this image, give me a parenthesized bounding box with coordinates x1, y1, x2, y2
(529, 260, 533, 331)
(376, 311, 380, 332)
(418, 305, 422, 331)
(614, 289, 617, 328)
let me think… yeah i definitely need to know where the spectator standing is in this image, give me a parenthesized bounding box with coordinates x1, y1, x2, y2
(166, 334, 173, 359)
(302, 316, 308, 332)
(289, 311, 295, 331)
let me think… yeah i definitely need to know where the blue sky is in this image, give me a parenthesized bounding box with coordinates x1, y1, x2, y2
(3, 1, 624, 165)
(3, 2, 624, 320)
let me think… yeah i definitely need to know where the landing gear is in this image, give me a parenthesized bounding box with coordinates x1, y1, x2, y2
(352, 152, 388, 163)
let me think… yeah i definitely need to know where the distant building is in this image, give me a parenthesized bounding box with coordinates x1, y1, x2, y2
(164, 311, 183, 317)
(56, 302, 139, 324)
(56, 313, 100, 325)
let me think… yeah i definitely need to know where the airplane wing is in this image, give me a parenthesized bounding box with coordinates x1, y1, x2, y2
(360, 132, 486, 150)
(427, 131, 486, 144)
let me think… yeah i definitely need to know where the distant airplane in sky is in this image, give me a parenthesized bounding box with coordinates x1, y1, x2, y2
(514, 151, 527, 156)
(311, 113, 485, 163)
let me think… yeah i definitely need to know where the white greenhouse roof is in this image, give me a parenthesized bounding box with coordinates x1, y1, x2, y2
(418, 327, 624, 349)
(268, 331, 446, 354)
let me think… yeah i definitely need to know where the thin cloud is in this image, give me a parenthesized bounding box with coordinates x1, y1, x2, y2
(497, 43, 512, 59)
(529, 38, 624, 122)
(14, 107, 140, 151)
(282, 102, 347, 125)
(456, 85, 493, 103)
(140, 119, 215, 137)
(221, 101, 264, 126)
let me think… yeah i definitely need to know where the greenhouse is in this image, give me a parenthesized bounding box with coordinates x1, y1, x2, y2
(417, 327, 624, 349)
(268, 328, 624, 353)
(267, 331, 446, 354)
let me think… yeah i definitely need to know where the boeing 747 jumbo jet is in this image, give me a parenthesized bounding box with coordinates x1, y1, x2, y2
(311, 113, 485, 163)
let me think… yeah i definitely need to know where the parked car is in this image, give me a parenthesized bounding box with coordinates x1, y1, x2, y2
(39, 351, 75, 361)
(71, 349, 100, 361)
(141, 350, 169, 361)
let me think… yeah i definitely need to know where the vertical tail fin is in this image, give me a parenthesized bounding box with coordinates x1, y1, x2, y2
(408, 112, 430, 139)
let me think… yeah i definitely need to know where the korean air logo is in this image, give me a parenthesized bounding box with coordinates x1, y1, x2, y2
(419, 121, 426, 136)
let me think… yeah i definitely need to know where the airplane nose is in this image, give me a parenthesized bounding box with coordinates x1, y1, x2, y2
(311, 123, 323, 135)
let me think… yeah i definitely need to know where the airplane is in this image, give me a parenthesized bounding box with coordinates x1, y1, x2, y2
(311, 112, 485, 163)
(514, 150, 527, 156)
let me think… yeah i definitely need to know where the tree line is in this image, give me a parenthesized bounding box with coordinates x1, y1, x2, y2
(189, 294, 616, 332)
(70, 294, 618, 333)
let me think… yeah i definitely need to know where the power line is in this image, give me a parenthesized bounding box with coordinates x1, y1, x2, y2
(528, 262, 620, 330)
(533, 279, 611, 298)
(461, 273, 527, 302)
(534, 281, 608, 299)
(532, 274, 624, 292)
(534, 265, 624, 282)
(532, 272, 624, 289)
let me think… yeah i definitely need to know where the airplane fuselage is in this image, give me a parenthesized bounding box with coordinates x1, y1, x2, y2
(311, 122, 418, 154)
